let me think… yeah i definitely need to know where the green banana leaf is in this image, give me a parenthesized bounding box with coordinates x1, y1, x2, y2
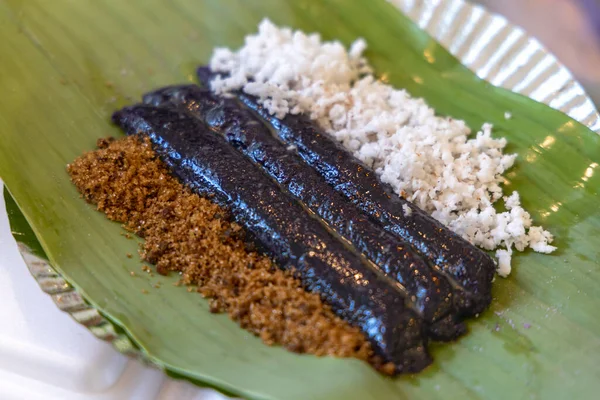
(1, 0, 599, 399)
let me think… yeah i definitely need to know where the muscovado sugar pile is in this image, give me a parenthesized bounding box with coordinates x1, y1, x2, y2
(67, 136, 392, 372)
(209, 19, 556, 276)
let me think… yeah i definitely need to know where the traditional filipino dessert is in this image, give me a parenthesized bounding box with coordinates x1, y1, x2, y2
(206, 20, 556, 276)
(68, 136, 386, 371)
(112, 105, 430, 373)
(143, 85, 466, 340)
(68, 19, 555, 375)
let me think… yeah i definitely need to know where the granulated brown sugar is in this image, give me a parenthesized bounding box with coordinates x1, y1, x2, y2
(68, 135, 393, 372)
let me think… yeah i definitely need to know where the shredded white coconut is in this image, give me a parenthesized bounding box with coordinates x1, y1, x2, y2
(209, 19, 556, 276)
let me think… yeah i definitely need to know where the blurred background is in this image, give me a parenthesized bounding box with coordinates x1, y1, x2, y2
(474, 0, 600, 107)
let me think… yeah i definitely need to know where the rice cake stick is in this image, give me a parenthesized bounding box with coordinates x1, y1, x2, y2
(198, 67, 496, 315)
(113, 104, 431, 373)
(143, 84, 467, 341)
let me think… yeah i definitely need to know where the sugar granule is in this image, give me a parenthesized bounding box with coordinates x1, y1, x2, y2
(67, 135, 386, 370)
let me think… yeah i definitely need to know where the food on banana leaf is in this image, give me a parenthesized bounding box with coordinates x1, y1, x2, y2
(66, 19, 557, 376)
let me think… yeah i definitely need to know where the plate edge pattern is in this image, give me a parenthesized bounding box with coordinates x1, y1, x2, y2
(391, 0, 600, 133)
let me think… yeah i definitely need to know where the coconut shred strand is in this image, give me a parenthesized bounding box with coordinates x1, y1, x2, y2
(143, 84, 466, 341)
(205, 19, 555, 277)
(112, 104, 431, 374)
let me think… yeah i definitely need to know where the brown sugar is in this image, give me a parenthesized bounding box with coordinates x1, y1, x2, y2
(67, 135, 392, 371)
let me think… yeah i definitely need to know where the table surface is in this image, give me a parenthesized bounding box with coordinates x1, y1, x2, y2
(475, 0, 600, 108)
(1, 1, 598, 399)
